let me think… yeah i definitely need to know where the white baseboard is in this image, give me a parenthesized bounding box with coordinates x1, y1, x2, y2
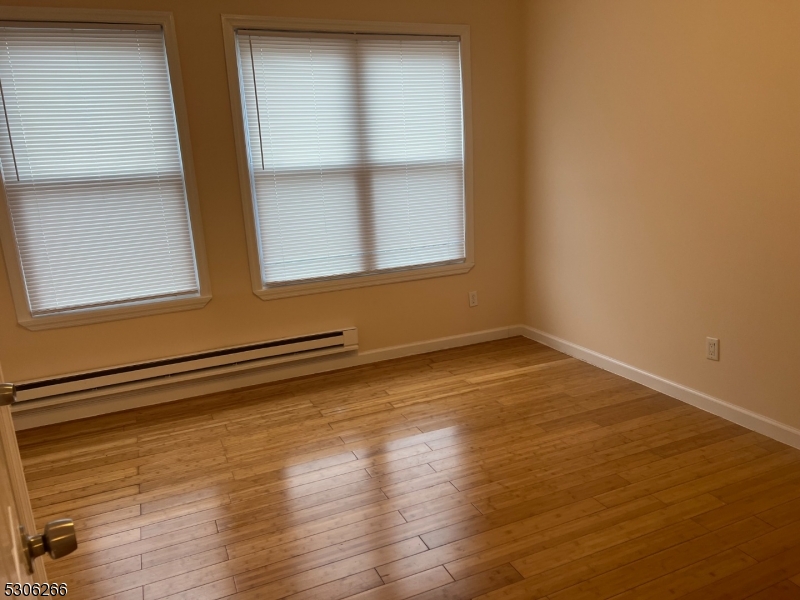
(519, 325, 800, 450)
(12, 325, 524, 430)
(19, 322, 796, 450)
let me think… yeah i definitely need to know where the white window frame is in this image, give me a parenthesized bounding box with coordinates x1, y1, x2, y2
(0, 7, 211, 330)
(222, 16, 474, 300)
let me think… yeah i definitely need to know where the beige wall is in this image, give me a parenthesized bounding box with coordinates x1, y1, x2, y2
(7, 0, 797, 435)
(524, 0, 800, 428)
(0, 0, 525, 382)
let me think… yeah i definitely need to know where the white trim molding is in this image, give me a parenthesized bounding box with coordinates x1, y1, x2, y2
(17, 323, 798, 452)
(0, 7, 212, 330)
(12, 325, 522, 430)
(220, 15, 474, 300)
(518, 325, 800, 450)
(0, 360, 46, 582)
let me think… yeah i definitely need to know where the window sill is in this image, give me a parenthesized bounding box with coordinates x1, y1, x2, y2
(254, 260, 474, 300)
(18, 294, 211, 331)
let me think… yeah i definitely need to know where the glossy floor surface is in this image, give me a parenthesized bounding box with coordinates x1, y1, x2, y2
(16, 337, 800, 600)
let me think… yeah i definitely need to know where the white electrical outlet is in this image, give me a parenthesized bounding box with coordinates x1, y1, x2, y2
(706, 337, 719, 361)
(469, 291, 478, 307)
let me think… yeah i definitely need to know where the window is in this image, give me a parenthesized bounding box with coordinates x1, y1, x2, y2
(225, 18, 473, 298)
(0, 14, 209, 329)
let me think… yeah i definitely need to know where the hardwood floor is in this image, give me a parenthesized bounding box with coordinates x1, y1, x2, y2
(15, 337, 800, 600)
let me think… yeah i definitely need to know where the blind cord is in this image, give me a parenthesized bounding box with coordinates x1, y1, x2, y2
(248, 36, 266, 170)
(0, 78, 20, 181)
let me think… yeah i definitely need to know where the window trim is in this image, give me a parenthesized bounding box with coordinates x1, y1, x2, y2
(221, 15, 474, 300)
(0, 7, 211, 330)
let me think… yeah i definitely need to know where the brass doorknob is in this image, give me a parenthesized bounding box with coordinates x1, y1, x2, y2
(20, 518, 78, 573)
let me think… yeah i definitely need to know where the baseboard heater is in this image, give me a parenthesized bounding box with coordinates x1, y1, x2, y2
(12, 327, 358, 409)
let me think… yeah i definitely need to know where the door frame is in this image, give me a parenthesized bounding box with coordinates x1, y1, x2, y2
(1, 364, 47, 583)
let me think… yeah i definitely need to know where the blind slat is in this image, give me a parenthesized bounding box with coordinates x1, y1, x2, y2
(0, 26, 199, 314)
(236, 32, 465, 286)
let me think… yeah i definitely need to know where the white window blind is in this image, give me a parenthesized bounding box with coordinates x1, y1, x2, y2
(0, 25, 199, 315)
(236, 31, 465, 286)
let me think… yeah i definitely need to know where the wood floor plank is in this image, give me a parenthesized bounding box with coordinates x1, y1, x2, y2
(231, 537, 429, 599)
(746, 580, 800, 600)
(15, 338, 800, 600)
(507, 494, 724, 579)
(607, 548, 757, 599)
(677, 542, 800, 600)
(443, 496, 664, 581)
(356, 566, 453, 599)
(739, 520, 800, 562)
(282, 569, 384, 600)
(547, 517, 776, 600)
(48, 522, 218, 579)
(475, 520, 711, 599)
(378, 498, 609, 583)
(411, 564, 523, 599)
(160, 577, 236, 600)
